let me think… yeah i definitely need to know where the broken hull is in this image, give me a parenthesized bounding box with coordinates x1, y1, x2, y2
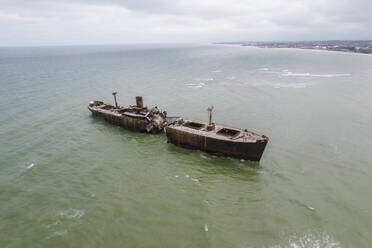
(88, 106, 157, 133)
(165, 127, 268, 161)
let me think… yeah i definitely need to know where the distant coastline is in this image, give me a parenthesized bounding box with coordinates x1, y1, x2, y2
(214, 40, 372, 54)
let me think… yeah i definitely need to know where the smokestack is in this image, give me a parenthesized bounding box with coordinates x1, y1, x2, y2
(136, 96, 144, 108)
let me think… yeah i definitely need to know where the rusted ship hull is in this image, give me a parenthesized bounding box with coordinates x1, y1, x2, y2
(88, 105, 151, 133)
(165, 119, 268, 161)
(88, 97, 167, 134)
(88, 95, 269, 161)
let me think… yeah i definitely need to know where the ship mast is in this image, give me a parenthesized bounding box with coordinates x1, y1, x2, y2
(207, 106, 214, 130)
(112, 92, 118, 108)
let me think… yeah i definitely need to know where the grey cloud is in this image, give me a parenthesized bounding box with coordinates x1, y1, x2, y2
(1, 0, 372, 46)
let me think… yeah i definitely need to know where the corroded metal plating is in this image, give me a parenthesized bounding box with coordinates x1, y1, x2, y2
(88, 94, 269, 161)
(165, 118, 268, 161)
(88, 96, 167, 134)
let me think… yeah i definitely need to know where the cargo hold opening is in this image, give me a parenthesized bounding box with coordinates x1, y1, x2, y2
(184, 122, 205, 130)
(217, 128, 240, 137)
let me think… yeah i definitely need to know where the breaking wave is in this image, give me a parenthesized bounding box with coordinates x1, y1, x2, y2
(273, 83, 312, 89)
(26, 163, 34, 169)
(272, 232, 342, 248)
(193, 77, 214, 81)
(185, 82, 205, 88)
(204, 224, 209, 232)
(258, 68, 351, 78)
(186, 78, 214, 88)
(281, 72, 351, 77)
(57, 208, 85, 220)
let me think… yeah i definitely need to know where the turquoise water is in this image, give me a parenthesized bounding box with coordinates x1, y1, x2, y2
(1, 44, 372, 247)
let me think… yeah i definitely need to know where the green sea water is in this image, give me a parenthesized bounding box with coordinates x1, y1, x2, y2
(1, 44, 372, 247)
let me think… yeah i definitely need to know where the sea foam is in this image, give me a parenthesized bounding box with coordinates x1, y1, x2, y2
(185, 82, 206, 88)
(271, 232, 342, 248)
(281, 71, 351, 77)
(57, 209, 85, 220)
(273, 83, 312, 89)
(204, 224, 209, 232)
(27, 163, 34, 169)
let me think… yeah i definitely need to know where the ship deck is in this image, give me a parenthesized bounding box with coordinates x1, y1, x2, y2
(89, 104, 148, 119)
(167, 119, 267, 143)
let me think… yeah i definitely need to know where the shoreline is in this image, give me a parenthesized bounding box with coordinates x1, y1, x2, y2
(215, 43, 372, 56)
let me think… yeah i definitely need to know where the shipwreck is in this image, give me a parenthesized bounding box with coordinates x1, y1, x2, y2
(88, 93, 167, 134)
(88, 94, 268, 161)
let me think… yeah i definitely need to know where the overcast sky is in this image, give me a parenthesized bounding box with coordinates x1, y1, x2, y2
(1, 0, 371, 46)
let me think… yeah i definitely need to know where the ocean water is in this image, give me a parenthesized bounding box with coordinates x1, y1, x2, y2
(1, 44, 372, 247)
